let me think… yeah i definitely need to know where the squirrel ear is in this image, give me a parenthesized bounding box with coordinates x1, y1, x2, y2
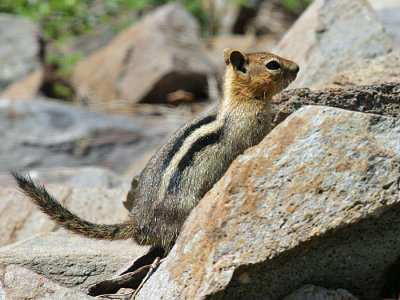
(223, 48, 234, 65)
(223, 48, 247, 73)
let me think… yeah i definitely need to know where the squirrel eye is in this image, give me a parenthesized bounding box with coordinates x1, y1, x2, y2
(266, 60, 281, 70)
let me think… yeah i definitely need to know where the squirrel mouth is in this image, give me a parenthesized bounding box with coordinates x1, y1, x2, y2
(282, 79, 292, 90)
(283, 74, 297, 89)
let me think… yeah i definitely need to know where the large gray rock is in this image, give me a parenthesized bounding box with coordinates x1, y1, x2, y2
(0, 264, 94, 299)
(136, 106, 400, 300)
(0, 14, 41, 92)
(72, 3, 213, 104)
(274, 0, 392, 88)
(367, 0, 400, 50)
(0, 232, 148, 292)
(0, 184, 129, 246)
(317, 52, 400, 88)
(0, 98, 187, 174)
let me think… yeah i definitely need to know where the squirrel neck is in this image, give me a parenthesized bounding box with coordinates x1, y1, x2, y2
(219, 74, 272, 120)
(217, 76, 273, 148)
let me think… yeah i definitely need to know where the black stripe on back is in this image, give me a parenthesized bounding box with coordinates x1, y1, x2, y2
(167, 126, 224, 193)
(161, 114, 217, 171)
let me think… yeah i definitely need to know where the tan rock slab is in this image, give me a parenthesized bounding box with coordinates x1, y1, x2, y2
(72, 3, 212, 104)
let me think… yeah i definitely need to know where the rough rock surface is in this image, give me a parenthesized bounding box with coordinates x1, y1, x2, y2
(0, 184, 129, 246)
(0, 232, 147, 292)
(136, 106, 400, 300)
(0, 14, 41, 92)
(284, 285, 359, 300)
(318, 52, 400, 88)
(274, 0, 392, 88)
(0, 264, 94, 299)
(72, 3, 212, 104)
(272, 82, 400, 127)
(0, 98, 187, 174)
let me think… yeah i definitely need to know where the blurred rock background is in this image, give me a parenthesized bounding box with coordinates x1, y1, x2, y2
(0, 0, 318, 183)
(0, 0, 400, 299)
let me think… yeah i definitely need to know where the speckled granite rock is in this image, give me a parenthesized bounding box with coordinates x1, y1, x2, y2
(0, 232, 148, 292)
(0, 264, 94, 299)
(135, 106, 400, 300)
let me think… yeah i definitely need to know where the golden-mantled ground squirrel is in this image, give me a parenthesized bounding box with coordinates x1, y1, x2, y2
(13, 48, 299, 254)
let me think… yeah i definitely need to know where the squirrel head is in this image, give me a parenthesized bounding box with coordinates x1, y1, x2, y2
(223, 48, 299, 103)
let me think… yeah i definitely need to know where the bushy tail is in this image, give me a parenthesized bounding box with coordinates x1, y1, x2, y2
(12, 172, 133, 240)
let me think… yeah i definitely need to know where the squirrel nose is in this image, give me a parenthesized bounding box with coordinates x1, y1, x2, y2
(293, 64, 300, 74)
